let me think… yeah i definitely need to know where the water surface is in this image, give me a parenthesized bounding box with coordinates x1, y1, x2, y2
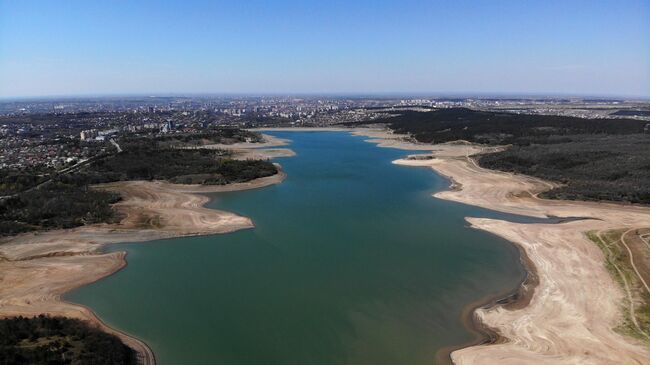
(68, 132, 527, 365)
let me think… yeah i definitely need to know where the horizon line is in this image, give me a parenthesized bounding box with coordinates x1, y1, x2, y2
(2, 91, 649, 102)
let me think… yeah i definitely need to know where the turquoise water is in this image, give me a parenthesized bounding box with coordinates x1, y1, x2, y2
(67, 132, 527, 365)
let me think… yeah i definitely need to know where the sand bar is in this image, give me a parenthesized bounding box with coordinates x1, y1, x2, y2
(187, 133, 295, 160)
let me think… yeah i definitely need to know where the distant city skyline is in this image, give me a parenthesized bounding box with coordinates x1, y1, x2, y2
(1, 0, 649, 98)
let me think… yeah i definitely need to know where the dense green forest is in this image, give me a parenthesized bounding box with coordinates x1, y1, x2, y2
(0, 168, 49, 196)
(370, 108, 647, 145)
(0, 139, 277, 236)
(74, 143, 277, 185)
(479, 135, 650, 204)
(0, 315, 137, 365)
(0, 178, 121, 236)
(134, 128, 264, 148)
(610, 110, 650, 117)
(357, 108, 650, 205)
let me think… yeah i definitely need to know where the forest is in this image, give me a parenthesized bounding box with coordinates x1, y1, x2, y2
(0, 178, 121, 236)
(371, 108, 647, 145)
(362, 108, 650, 205)
(0, 315, 137, 365)
(132, 127, 264, 148)
(479, 134, 650, 204)
(73, 142, 277, 185)
(0, 140, 277, 236)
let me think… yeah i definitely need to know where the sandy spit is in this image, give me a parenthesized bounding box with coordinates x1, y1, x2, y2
(356, 128, 650, 364)
(0, 167, 286, 365)
(193, 133, 296, 160)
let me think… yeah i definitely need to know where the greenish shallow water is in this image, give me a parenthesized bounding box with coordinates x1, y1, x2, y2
(67, 131, 530, 365)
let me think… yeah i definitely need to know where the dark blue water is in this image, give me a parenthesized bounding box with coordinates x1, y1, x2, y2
(68, 131, 528, 365)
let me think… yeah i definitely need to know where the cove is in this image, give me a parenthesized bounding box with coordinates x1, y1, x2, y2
(67, 131, 530, 365)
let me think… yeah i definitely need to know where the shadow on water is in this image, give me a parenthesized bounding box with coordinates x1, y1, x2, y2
(66, 131, 583, 365)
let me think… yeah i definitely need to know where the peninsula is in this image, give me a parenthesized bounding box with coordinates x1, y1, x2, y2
(0, 127, 290, 364)
(354, 118, 650, 364)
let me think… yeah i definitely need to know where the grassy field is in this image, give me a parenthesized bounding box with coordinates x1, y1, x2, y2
(587, 228, 650, 342)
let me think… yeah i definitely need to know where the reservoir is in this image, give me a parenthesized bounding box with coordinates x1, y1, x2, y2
(67, 131, 527, 365)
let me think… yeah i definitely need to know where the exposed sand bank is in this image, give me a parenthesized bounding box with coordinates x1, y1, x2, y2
(253, 127, 350, 132)
(4, 126, 648, 364)
(201, 133, 295, 160)
(0, 167, 286, 364)
(358, 128, 650, 364)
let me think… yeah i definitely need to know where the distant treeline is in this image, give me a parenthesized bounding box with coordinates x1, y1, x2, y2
(0, 315, 137, 365)
(610, 110, 650, 117)
(0, 132, 277, 236)
(134, 128, 264, 147)
(354, 108, 650, 205)
(365, 108, 647, 145)
(77, 144, 277, 185)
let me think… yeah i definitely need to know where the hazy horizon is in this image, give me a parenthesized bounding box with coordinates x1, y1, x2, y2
(1, 0, 649, 98)
(2, 91, 650, 102)
(3, 90, 650, 102)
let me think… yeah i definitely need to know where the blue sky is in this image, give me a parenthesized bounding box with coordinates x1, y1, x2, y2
(1, 0, 649, 98)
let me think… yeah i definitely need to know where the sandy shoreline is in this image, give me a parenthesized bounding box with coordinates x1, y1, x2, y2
(0, 148, 287, 365)
(355, 128, 650, 364)
(434, 232, 540, 365)
(4, 127, 650, 364)
(200, 133, 296, 160)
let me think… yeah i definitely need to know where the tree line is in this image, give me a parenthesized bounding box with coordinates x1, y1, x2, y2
(0, 315, 137, 365)
(1, 137, 277, 236)
(355, 108, 650, 205)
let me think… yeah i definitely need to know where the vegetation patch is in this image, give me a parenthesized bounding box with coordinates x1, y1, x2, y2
(479, 135, 650, 204)
(351, 108, 650, 205)
(132, 128, 263, 148)
(0, 315, 137, 365)
(0, 178, 121, 236)
(0, 131, 277, 236)
(587, 230, 650, 342)
(77, 144, 276, 185)
(368, 108, 647, 145)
